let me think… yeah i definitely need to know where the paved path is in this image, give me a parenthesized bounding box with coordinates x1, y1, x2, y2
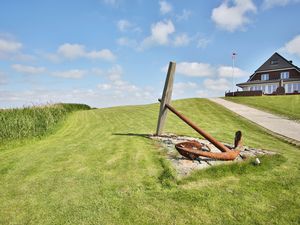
(209, 98, 300, 143)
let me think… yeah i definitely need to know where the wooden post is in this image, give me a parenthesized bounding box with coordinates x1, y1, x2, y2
(156, 61, 176, 135)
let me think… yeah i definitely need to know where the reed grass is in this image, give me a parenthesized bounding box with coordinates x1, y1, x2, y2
(0, 103, 90, 143)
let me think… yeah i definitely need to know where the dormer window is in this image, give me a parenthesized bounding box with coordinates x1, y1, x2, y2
(280, 71, 289, 79)
(270, 60, 278, 65)
(261, 73, 269, 81)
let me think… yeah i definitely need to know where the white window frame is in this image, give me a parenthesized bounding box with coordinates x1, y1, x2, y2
(280, 71, 289, 79)
(261, 73, 269, 81)
(286, 83, 293, 93)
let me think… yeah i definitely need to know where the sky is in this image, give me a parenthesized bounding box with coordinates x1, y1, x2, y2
(0, 0, 300, 108)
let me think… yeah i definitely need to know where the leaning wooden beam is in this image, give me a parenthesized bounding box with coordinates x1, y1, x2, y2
(156, 61, 176, 136)
(161, 100, 232, 153)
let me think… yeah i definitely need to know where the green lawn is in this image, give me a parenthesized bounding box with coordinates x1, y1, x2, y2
(224, 95, 300, 121)
(0, 98, 299, 224)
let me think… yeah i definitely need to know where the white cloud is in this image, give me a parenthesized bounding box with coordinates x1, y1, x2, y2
(107, 65, 123, 81)
(117, 37, 138, 48)
(162, 62, 248, 80)
(218, 66, 248, 78)
(172, 82, 199, 99)
(0, 89, 99, 108)
(95, 65, 154, 102)
(119, 20, 192, 50)
(197, 37, 211, 48)
(176, 9, 192, 21)
(282, 35, 300, 58)
(0, 38, 22, 53)
(176, 62, 215, 77)
(11, 64, 46, 74)
(45, 53, 61, 63)
(117, 19, 132, 32)
(195, 90, 210, 98)
(57, 43, 85, 59)
(211, 0, 257, 32)
(149, 20, 175, 45)
(174, 82, 197, 90)
(117, 19, 141, 33)
(102, 0, 119, 6)
(204, 78, 231, 91)
(0, 34, 37, 61)
(56, 43, 116, 61)
(97, 83, 112, 90)
(86, 49, 116, 60)
(51, 69, 87, 79)
(0, 71, 8, 85)
(173, 34, 190, 47)
(159, 1, 172, 14)
(0, 85, 155, 109)
(262, 0, 300, 9)
(91, 68, 103, 76)
(141, 20, 175, 48)
(0, 36, 34, 61)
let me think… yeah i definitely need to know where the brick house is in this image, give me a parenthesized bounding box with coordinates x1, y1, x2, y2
(236, 52, 300, 94)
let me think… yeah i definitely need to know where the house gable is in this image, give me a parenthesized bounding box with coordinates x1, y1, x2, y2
(248, 52, 300, 82)
(236, 52, 300, 94)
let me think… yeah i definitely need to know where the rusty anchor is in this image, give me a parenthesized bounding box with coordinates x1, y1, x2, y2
(160, 100, 241, 161)
(156, 62, 242, 161)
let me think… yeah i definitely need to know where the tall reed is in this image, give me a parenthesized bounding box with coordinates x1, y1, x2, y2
(0, 103, 90, 143)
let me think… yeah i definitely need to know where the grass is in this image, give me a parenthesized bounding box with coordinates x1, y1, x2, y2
(224, 95, 300, 121)
(0, 103, 90, 144)
(0, 98, 299, 224)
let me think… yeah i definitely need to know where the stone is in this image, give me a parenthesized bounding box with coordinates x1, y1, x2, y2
(149, 133, 275, 177)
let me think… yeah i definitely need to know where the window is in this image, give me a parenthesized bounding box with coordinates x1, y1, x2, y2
(280, 71, 289, 79)
(287, 84, 292, 93)
(263, 85, 268, 93)
(286, 83, 300, 93)
(267, 85, 272, 93)
(293, 83, 299, 93)
(270, 60, 278, 65)
(295, 83, 300, 92)
(265, 84, 278, 94)
(261, 74, 269, 81)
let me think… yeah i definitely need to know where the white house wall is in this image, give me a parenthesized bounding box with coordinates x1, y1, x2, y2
(242, 82, 300, 94)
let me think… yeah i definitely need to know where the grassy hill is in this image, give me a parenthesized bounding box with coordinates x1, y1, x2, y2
(0, 98, 299, 224)
(224, 95, 300, 121)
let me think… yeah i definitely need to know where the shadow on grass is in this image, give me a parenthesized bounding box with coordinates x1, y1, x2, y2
(112, 133, 151, 138)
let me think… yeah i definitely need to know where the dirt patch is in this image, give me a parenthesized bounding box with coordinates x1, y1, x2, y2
(150, 134, 276, 177)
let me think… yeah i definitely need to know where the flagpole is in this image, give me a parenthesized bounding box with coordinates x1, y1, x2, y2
(232, 52, 236, 96)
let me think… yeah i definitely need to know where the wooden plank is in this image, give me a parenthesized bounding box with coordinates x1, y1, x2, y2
(156, 61, 176, 135)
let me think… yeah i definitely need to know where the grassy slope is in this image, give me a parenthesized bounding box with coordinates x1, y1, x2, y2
(0, 99, 299, 225)
(224, 95, 300, 121)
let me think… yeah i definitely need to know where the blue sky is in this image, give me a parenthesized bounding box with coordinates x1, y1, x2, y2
(0, 0, 300, 108)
